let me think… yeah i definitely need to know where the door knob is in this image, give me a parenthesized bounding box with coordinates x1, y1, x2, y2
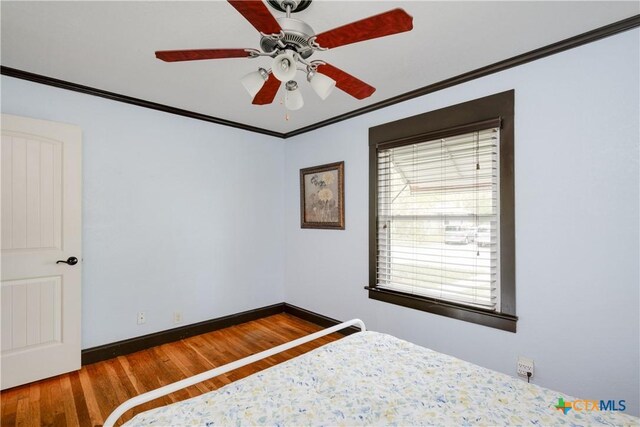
(56, 257, 78, 265)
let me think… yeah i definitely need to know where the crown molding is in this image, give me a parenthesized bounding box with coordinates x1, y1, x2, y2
(283, 14, 640, 138)
(0, 66, 285, 138)
(2, 14, 638, 140)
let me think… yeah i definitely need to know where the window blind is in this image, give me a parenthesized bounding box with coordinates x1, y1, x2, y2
(375, 126, 500, 310)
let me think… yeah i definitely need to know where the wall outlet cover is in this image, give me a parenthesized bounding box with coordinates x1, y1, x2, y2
(173, 311, 183, 324)
(517, 356, 534, 378)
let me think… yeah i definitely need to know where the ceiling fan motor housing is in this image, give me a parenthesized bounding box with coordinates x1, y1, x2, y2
(260, 17, 316, 59)
(266, 0, 312, 13)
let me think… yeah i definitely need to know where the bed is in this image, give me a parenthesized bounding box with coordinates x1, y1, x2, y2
(105, 320, 638, 426)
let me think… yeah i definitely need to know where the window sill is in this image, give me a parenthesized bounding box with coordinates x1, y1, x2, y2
(365, 286, 517, 332)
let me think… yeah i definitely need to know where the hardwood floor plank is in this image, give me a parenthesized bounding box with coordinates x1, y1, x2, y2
(147, 346, 192, 404)
(48, 378, 66, 427)
(14, 396, 29, 427)
(1, 387, 18, 427)
(115, 356, 142, 395)
(0, 314, 339, 426)
(84, 363, 115, 422)
(102, 361, 136, 417)
(28, 381, 42, 427)
(39, 378, 54, 427)
(157, 342, 217, 394)
(4, 386, 30, 427)
(59, 376, 80, 427)
(68, 372, 90, 427)
(78, 362, 112, 426)
(118, 351, 169, 418)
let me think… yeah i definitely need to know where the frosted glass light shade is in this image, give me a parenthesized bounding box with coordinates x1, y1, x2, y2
(309, 73, 336, 100)
(241, 69, 268, 98)
(272, 52, 297, 82)
(285, 87, 304, 110)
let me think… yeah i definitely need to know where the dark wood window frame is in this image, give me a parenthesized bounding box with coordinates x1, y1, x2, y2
(367, 90, 517, 332)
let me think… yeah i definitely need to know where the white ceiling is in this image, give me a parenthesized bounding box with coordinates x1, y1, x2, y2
(2, 1, 638, 134)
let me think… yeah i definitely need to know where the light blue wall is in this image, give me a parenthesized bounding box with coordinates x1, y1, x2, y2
(284, 29, 640, 415)
(2, 27, 638, 417)
(1, 77, 286, 348)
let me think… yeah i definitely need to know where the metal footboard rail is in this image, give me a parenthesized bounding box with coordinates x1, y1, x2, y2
(104, 318, 366, 426)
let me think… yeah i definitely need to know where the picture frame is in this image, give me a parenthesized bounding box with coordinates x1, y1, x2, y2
(300, 161, 345, 230)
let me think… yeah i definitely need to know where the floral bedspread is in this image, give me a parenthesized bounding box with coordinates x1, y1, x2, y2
(125, 331, 638, 426)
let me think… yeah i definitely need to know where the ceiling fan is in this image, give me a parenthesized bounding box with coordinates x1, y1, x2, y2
(155, 0, 413, 111)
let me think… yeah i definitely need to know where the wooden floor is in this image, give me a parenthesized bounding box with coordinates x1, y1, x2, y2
(0, 313, 341, 427)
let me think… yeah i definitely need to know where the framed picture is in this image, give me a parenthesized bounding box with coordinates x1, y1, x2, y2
(300, 161, 345, 229)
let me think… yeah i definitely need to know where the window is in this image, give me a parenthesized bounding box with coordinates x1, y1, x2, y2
(368, 91, 516, 332)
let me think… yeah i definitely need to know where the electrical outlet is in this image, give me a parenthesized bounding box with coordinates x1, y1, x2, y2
(137, 311, 146, 325)
(173, 311, 183, 324)
(517, 356, 534, 379)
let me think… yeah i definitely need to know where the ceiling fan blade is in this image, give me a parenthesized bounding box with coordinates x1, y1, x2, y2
(155, 49, 252, 62)
(228, 0, 282, 35)
(316, 63, 375, 100)
(314, 8, 413, 50)
(252, 74, 281, 105)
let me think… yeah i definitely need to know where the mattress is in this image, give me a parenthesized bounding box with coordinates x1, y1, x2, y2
(125, 331, 638, 426)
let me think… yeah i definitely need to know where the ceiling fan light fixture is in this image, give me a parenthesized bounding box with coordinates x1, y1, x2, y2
(156, 0, 415, 111)
(284, 80, 304, 110)
(307, 71, 336, 100)
(272, 51, 297, 82)
(241, 68, 269, 98)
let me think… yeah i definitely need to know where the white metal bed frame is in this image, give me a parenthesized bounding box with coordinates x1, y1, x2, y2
(104, 318, 366, 426)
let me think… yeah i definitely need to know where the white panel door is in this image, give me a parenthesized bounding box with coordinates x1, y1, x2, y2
(1, 114, 82, 389)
